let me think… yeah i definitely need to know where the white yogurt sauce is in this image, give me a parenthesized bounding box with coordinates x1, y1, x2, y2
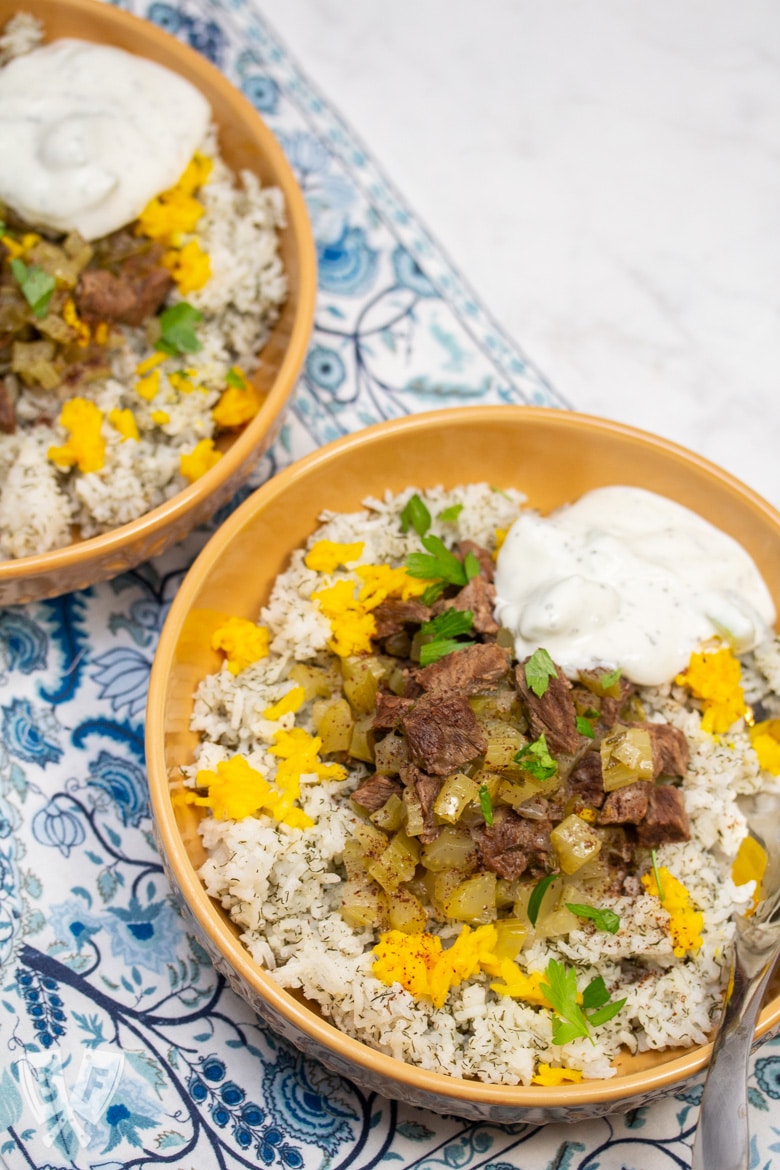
(493, 485, 776, 686)
(0, 39, 210, 240)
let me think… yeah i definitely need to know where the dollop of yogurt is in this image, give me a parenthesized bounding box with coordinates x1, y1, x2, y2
(493, 485, 776, 685)
(0, 39, 211, 239)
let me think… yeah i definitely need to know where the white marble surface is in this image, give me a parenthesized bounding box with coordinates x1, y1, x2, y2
(262, 0, 780, 508)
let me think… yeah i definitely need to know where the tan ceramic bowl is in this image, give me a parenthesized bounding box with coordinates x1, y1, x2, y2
(147, 406, 780, 1124)
(0, 0, 316, 606)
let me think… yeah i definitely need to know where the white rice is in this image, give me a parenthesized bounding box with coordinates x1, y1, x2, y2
(0, 23, 287, 559)
(189, 484, 780, 1084)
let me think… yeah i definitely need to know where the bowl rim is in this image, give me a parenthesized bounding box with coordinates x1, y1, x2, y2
(146, 405, 780, 1110)
(0, 0, 317, 588)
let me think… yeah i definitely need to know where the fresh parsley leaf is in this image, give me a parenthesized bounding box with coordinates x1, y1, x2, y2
(421, 609, 474, 640)
(565, 903, 621, 934)
(479, 784, 494, 826)
(438, 503, 463, 523)
(400, 493, 432, 538)
(514, 733, 557, 781)
(10, 258, 55, 319)
(524, 648, 558, 698)
(406, 533, 469, 586)
(540, 959, 591, 1045)
(601, 666, 622, 688)
(541, 959, 627, 1046)
(463, 550, 481, 580)
(418, 609, 475, 665)
(226, 366, 246, 389)
(156, 301, 202, 356)
(421, 581, 446, 605)
(418, 637, 475, 666)
(651, 848, 665, 901)
(587, 997, 627, 1027)
(582, 975, 611, 1011)
(527, 871, 559, 926)
(576, 714, 595, 739)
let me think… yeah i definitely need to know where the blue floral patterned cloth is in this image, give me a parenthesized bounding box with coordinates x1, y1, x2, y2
(2, 3, 780, 1169)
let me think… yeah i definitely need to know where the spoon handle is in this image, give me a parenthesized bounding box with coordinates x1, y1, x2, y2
(691, 956, 776, 1170)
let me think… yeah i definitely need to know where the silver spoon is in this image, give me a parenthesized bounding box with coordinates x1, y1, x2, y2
(691, 792, 780, 1170)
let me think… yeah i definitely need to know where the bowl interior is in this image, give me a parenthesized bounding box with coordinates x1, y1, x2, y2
(148, 406, 780, 1114)
(0, 0, 316, 604)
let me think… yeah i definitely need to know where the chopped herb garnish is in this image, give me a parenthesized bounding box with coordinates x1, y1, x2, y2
(601, 666, 622, 688)
(524, 647, 558, 698)
(514, 733, 557, 781)
(226, 366, 246, 389)
(406, 533, 473, 587)
(156, 301, 202, 356)
(400, 493, 431, 538)
(421, 581, 446, 606)
(565, 903, 621, 934)
(576, 714, 595, 739)
(10, 258, 55, 319)
(651, 849, 665, 901)
(463, 550, 481, 580)
(420, 609, 474, 640)
(438, 503, 463, 523)
(528, 871, 560, 926)
(540, 959, 627, 1045)
(478, 784, 494, 826)
(419, 637, 474, 666)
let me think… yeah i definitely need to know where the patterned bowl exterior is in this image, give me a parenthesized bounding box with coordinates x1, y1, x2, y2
(0, 0, 316, 605)
(147, 406, 780, 1123)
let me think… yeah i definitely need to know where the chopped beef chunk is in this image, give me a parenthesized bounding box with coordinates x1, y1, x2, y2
(351, 774, 403, 812)
(414, 641, 510, 695)
(515, 659, 583, 754)
(636, 722, 690, 778)
(636, 785, 691, 847)
(371, 692, 414, 730)
(400, 763, 441, 843)
(598, 781, 651, 825)
(566, 750, 607, 808)
(402, 691, 487, 775)
(0, 379, 15, 434)
(372, 598, 432, 639)
(76, 250, 172, 326)
(458, 539, 495, 582)
(472, 808, 554, 880)
(440, 574, 499, 635)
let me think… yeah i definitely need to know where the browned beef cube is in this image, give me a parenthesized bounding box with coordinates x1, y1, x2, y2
(351, 774, 403, 813)
(515, 659, 582, 754)
(567, 751, 607, 808)
(76, 261, 172, 327)
(372, 692, 414, 730)
(636, 785, 691, 847)
(372, 598, 431, 639)
(472, 808, 553, 880)
(636, 722, 690, 778)
(598, 781, 651, 825)
(414, 642, 510, 695)
(402, 691, 487, 775)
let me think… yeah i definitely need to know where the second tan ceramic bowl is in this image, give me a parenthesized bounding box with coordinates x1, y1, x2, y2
(0, 0, 316, 605)
(146, 406, 780, 1123)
